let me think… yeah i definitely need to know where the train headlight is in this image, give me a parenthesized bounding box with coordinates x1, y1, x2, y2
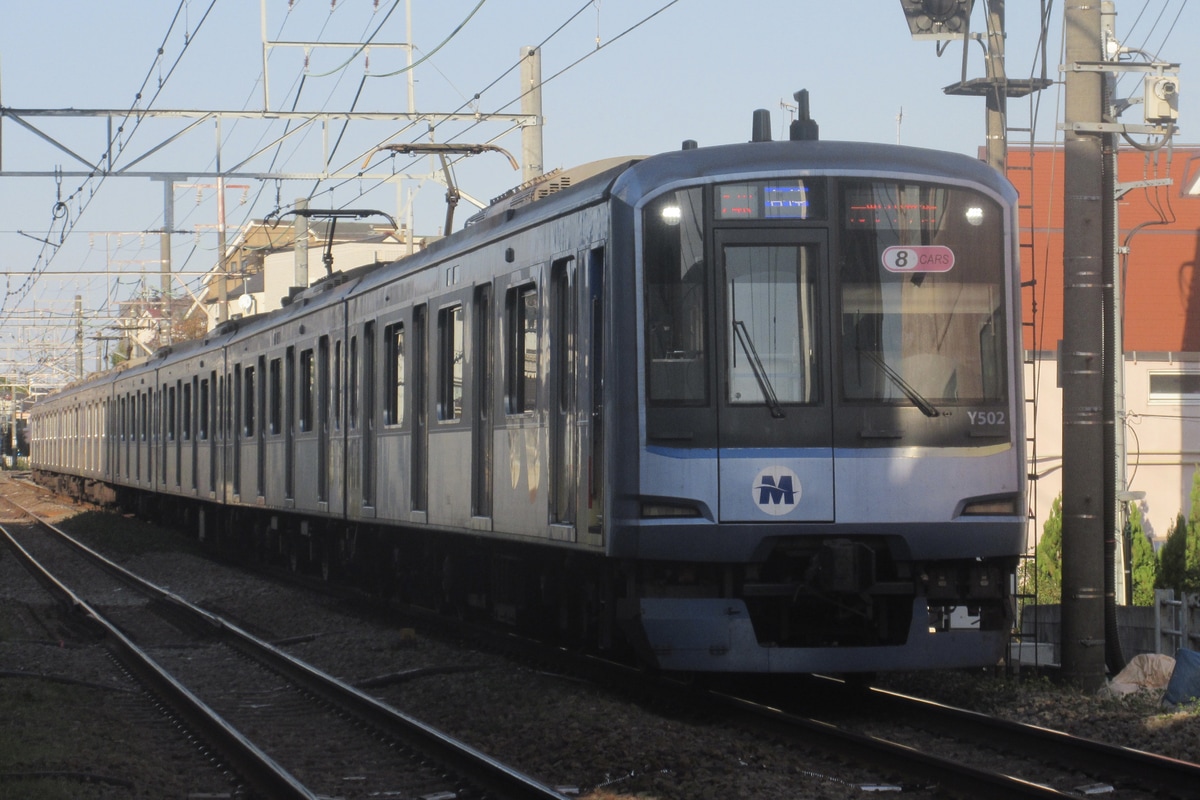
(960, 496, 1018, 516)
(660, 205, 682, 226)
(964, 206, 984, 226)
(641, 501, 701, 519)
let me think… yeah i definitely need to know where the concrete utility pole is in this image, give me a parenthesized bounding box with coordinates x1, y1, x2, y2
(161, 179, 174, 343)
(217, 173, 229, 324)
(1060, 0, 1108, 690)
(982, 0, 1007, 173)
(74, 295, 84, 379)
(294, 197, 310, 291)
(520, 46, 544, 184)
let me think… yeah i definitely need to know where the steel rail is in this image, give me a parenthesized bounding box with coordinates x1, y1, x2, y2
(702, 688, 1075, 799)
(857, 681, 1200, 799)
(1, 497, 570, 800)
(0, 520, 316, 799)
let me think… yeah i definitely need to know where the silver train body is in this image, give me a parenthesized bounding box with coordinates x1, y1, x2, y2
(31, 137, 1026, 674)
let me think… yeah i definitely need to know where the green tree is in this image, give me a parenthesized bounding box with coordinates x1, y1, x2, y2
(1187, 469, 1200, 592)
(1157, 512, 1189, 595)
(1031, 494, 1064, 604)
(1128, 503, 1157, 605)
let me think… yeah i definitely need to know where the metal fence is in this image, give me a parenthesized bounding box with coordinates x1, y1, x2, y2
(1014, 591, 1197, 667)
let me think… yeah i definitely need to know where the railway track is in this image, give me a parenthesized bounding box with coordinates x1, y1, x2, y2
(839, 679, 1200, 798)
(0, 496, 569, 800)
(430, 601, 1200, 799)
(695, 675, 1198, 800)
(6, 477, 1199, 799)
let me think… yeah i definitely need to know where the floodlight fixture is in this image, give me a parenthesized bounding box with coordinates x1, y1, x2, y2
(898, 0, 975, 41)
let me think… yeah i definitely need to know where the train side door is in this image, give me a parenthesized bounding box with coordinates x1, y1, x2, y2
(586, 246, 605, 540)
(714, 229, 834, 522)
(285, 347, 296, 502)
(549, 256, 577, 532)
(317, 336, 330, 506)
(472, 284, 493, 519)
(362, 321, 376, 510)
(411, 305, 428, 514)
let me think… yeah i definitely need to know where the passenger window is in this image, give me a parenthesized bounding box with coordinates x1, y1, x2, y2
(299, 349, 315, 432)
(243, 366, 256, 437)
(167, 384, 177, 441)
(198, 379, 209, 440)
(385, 322, 405, 426)
(269, 358, 282, 435)
(183, 381, 193, 440)
(438, 305, 464, 421)
(349, 336, 359, 430)
(333, 340, 343, 430)
(506, 284, 539, 414)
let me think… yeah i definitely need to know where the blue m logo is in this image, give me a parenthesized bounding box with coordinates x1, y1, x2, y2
(756, 474, 797, 506)
(750, 466, 803, 517)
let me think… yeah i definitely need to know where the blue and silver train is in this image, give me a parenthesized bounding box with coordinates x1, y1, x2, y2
(31, 108, 1026, 674)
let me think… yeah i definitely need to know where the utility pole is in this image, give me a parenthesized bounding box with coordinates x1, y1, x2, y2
(74, 295, 84, 379)
(217, 172, 229, 324)
(520, 46, 544, 184)
(1060, 0, 1108, 690)
(907, 0, 1049, 173)
(1101, 1, 1124, 614)
(294, 197, 310, 290)
(161, 179, 174, 344)
(982, 0, 1007, 173)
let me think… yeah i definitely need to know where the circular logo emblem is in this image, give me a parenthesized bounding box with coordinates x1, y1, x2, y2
(751, 466, 802, 516)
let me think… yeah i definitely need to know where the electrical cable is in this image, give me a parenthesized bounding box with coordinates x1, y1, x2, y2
(363, 0, 488, 79)
(300, 0, 680, 220)
(268, 1, 600, 219)
(4, 0, 219, 320)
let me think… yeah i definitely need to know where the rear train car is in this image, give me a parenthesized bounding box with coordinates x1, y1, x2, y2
(31, 120, 1025, 674)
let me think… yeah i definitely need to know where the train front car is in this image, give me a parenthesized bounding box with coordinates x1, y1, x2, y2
(606, 139, 1025, 673)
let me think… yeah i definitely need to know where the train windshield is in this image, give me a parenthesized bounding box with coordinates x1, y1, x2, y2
(838, 180, 1007, 409)
(644, 188, 709, 405)
(640, 177, 1009, 438)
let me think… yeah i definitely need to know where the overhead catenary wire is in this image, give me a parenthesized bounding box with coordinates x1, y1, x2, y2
(254, 0, 604, 219)
(290, 0, 681, 220)
(19, 1, 1193, 388)
(3, 0, 219, 318)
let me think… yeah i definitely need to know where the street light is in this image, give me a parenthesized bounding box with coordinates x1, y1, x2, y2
(898, 0, 974, 40)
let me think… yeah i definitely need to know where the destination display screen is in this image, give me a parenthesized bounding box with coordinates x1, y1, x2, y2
(843, 183, 945, 231)
(716, 179, 825, 220)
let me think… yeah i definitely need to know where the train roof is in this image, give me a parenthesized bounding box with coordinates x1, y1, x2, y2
(348, 156, 641, 296)
(611, 139, 1017, 206)
(214, 139, 1016, 316)
(34, 138, 1015, 409)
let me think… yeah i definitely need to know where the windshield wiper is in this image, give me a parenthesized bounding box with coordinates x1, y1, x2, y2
(733, 320, 785, 418)
(858, 347, 941, 418)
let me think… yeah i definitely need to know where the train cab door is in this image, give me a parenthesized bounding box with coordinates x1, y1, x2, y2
(714, 229, 834, 522)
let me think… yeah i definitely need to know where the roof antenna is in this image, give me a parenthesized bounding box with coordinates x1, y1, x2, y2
(789, 89, 819, 141)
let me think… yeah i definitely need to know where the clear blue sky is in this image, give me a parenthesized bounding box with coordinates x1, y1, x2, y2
(0, 0, 1194, 385)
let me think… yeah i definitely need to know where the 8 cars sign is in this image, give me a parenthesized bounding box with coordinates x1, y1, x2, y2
(881, 245, 955, 273)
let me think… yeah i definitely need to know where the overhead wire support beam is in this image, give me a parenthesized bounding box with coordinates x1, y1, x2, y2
(0, 108, 536, 122)
(0, 107, 537, 178)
